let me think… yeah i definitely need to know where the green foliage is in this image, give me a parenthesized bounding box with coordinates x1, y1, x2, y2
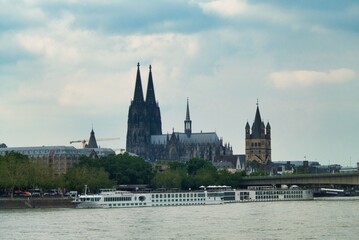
(0, 152, 66, 197)
(65, 165, 115, 193)
(217, 169, 246, 188)
(152, 158, 246, 190)
(151, 170, 184, 189)
(186, 158, 216, 175)
(0, 152, 30, 197)
(103, 154, 153, 184)
(0, 152, 246, 193)
(77, 153, 153, 185)
(294, 166, 305, 174)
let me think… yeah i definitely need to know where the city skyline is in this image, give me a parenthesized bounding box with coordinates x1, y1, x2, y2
(1, 1, 358, 166)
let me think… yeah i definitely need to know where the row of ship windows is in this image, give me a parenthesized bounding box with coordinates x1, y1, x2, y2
(255, 194, 303, 200)
(256, 191, 303, 195)
(109, 202, 147, 207)
(152, 198, 205, 202)
(153, 203, 205, 207)
(81, 197, 101, 202)
(104, 197, 132, 202)
(152, 193, 205, 198)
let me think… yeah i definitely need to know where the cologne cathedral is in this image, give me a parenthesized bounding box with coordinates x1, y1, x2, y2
(126, 63, 232, 162)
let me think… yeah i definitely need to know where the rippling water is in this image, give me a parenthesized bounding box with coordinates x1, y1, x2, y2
(1, 198, 359, 239)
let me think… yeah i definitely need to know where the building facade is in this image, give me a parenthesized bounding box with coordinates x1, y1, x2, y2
(126, 63, 232, 162)
(0, 129, 114, 174)
(245, 104, 271, 165)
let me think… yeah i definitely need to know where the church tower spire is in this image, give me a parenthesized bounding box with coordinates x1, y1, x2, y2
(86, 128, 98, 148)
(133, 63, 144, 104)
(184, 98, 192, 137)
(145, 65, 156, 105)
(145, 65, 162, 135)
(251, 101, 265, 138)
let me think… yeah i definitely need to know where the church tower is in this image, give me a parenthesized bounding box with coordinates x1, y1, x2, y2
(126, 63, 162, 158)
(184, 98, 192, 137)
(245, 102, 271, 165)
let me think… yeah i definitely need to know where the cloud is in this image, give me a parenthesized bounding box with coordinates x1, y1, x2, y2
(270, 68, 356, 89)
(197, 0, 249, 17)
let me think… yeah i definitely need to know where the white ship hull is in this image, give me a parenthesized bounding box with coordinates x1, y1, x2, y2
(73, 186, 313, 209)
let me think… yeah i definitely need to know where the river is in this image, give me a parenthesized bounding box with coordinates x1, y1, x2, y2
(1, 197, 359, 239)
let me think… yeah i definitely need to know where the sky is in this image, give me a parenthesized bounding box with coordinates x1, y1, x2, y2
(1, 0, 359, 166)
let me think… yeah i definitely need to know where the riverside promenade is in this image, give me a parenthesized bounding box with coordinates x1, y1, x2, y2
(0, 198, 74, 209)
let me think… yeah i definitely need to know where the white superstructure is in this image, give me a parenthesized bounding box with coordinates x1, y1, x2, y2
(73, 188, 224, 208)
(223, 185, 313, 203)
(73, 185, 313, 209)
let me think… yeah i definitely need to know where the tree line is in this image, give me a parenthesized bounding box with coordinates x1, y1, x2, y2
(0, 152, 246, 197)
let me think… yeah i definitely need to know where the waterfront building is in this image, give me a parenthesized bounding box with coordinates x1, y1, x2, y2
(245, 103, 271, 165)
(213, 155, 246, 173)
(126, 63, 232, 162)
(0, 129, 114, 174)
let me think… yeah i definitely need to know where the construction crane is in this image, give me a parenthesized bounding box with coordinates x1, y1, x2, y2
(69, 140, 87, 148)
(70, 137, 121, 149)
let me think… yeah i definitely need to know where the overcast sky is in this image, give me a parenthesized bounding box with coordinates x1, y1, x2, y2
(1, 0, 358, 166)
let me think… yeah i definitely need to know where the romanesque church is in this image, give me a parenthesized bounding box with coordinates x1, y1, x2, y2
(126, 63, 233, 162)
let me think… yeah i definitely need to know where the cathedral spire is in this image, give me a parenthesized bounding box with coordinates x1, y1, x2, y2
(184, 98, 192, 137)
(145, 64, 156, 105)
(186, 98, 191, 121)
(133, 62, 144, 104)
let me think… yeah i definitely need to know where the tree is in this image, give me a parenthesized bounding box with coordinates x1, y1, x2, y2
(25, 161, 54, 190)
(186, 158, 216, 175)
(100, 153, 153, 185)
(151, 170, 184, 189)
(65, 165, 114, 193)
(0, 152, 29, 197)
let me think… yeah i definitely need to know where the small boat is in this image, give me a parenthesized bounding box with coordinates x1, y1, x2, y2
(314, 188, 345, 197)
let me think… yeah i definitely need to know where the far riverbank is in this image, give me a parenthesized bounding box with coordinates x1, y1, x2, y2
(0, 198, 74, 209)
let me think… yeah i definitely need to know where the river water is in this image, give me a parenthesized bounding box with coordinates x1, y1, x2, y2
(1, 197, 359, 240)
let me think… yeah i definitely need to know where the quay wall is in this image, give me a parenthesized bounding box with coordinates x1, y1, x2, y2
(0, 198, 74, 209)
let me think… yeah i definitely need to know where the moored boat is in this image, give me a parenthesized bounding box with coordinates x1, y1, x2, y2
(73, 187, 224, 209)
(73, 185, 313, 209)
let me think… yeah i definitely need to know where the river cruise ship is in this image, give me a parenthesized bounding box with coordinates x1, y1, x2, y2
(73, 185, 313, 209)
(221, 185, 314, 203)
(73, 188, 224, 208)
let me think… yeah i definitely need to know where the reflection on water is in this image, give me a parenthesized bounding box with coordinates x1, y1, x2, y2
(1, 198, 359, 240)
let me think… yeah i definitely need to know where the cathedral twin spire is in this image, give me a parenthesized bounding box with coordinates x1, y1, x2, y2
(133, 63, 157, 106)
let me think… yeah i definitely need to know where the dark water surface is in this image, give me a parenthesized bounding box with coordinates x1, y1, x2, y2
(1, 198, 359, 239)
